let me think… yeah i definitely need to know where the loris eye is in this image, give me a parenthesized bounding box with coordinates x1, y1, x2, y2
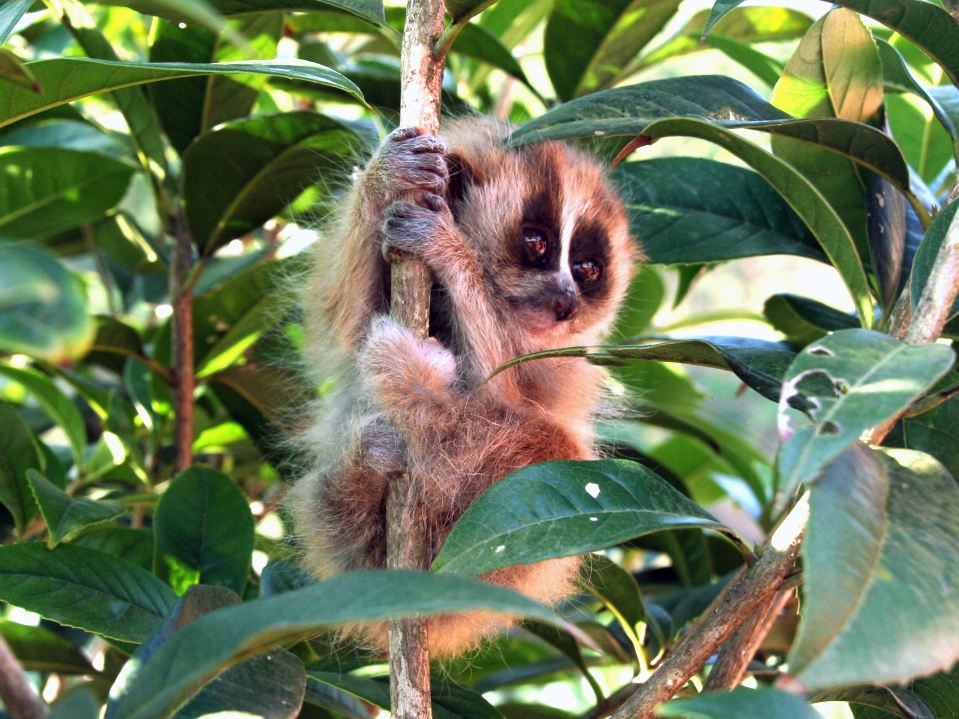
(522, 227, 549, 268)
(572, 259, 602, 286)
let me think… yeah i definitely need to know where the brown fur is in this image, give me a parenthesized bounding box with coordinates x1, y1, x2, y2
(289, 118, 639, 657)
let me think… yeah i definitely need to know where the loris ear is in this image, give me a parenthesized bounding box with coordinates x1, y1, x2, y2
(445, 151, 482, 209)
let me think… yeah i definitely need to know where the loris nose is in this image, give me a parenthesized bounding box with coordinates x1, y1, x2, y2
(553, 292, 579, 321)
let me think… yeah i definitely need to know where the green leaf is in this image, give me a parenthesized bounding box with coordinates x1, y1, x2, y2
(445, 0, 494, 23)
(763, 294, 860, 347)
(544, 0, 683, 101)
(86, 315, 147, 376)
(813, 685, 936, 719)
(0, 57, 363, 130)
(260, 559, 315, 597)
(104, 570, 565, 719)
(73, 527, 155, 572)
(793, 446, 959, 688)
(492, 337, 798, 405)
(911, 200, 959, 322)
(629, 7, 813, 75)
(154, 466, 254, 595)
(0, 364, 87, 466)
(0, 147, 134, 238)
(522, 620, 604, 703)
(0, 542, 178, 642)
(432, 459, 732, 577)
(182, 111, 359, 255)
(0, 618, 95, 674)
(0, 0, 33, 47)
(660, 687, 824, 719)
(450, 21, 535, 92)
(49, 690, 102, 719)
(94, 0, 386, 26)
(777, 329, 955, 495)
(700, 33, 784, 88)
(705, 0, 959, 89)
(614, 158, 825, 266)
(0, 400, 40, 536)
(27, 470, 124, 548)
(578, 553, 646, 658)
(642, 117, 875, 328)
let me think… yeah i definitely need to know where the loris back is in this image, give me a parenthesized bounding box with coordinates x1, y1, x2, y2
(290, 117, 638, 658)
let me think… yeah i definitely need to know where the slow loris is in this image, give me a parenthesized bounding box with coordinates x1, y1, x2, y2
(289, 117, 638, 657)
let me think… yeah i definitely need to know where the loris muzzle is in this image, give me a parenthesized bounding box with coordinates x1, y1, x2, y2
(289, 117, 640, 658)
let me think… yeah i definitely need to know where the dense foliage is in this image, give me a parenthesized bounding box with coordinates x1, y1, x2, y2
(1, 0, 959, 717)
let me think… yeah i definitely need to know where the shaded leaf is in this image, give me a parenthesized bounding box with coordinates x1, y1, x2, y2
(813, 685, 936, 719)
(73, 527, 155, 573)
(105, 570, 565, 719)
(660, 687, 824, 719)
(579, 553, 646, 657)
(0, 0, 33, 47)
(95, 0, 386, 26)
(763, 294, 860, 347)
(911, 200, 959, 322)
(866, 171, 906, 311)
(777, 329, 955, 496)
(260, 559, 315, 597)
(0, 542, 177, 642)
(85, 315, 147, 376)
(27, 470, 124, 548)
(49, 690, 101, 719)
(793, 446, 959, 688)
(433, 459, 732, 577)
(0, 618, 95, 674)
(154, 465, 254, 595)
(0, 400, 40, 536)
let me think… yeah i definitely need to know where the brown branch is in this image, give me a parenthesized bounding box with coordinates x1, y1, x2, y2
(0, 636, 46, 719)
(386, 1, 448, 718)
(609, 496, 808, 719)
(169, 207, 195, 473)
(702, 589, 793, 691)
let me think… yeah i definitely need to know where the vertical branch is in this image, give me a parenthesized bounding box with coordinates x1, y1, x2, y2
(170, 207, 195, 473)
(386, 2, 447, 718)
(0, 636, 46, 719)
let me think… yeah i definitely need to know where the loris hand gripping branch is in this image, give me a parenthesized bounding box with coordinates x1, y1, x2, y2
(290, 118, 638, 658)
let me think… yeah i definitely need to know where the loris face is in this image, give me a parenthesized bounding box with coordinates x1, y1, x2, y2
(448, 138, 636, 344)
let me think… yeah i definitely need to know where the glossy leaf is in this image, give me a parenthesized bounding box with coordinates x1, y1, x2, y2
(0, 619, 95, 674)
(95, 0, 386, 26)
(0, 400, 40, 536)
(182, 111, 359, 254)
(27, 470, 124, 548)
(911, 201, 959, 322)
(777, 329, 955, 497)
(73, 527, 155, 573)
(641, 117, 875, 328)
(614, 158, 825, 265)
(105, 570, 565, 719)
(433, 459, 731, 577)
(763, 294, 860, 347)
(660, 687, 824, 719)
(0, 147, 134, 238)
(544, 0, 683, 102)
(794, 446, 959, 688)
(0, 0, 32, 47)
(0, 364, 87, 466)
(154, 466, 254, 595)
(0, 57, 363, 129)
(492, 337, 797, 405)
(0, 542, 177, 642)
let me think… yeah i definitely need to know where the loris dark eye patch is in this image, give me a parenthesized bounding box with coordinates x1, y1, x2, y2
(522, 226, 550, 269)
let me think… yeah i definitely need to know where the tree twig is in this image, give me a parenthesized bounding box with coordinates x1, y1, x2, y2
(169, 206, 195, 473)
(0, 635, 46, 719)
(702, 589, 793, 691)
(609, 496, 809, 719)
(386, 1, 448, 718)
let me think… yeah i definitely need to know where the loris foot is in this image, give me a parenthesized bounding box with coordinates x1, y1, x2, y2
(381, 194, 453, 262)
(374, 127, 449, 196)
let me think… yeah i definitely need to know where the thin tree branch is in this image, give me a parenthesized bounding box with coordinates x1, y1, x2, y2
(386, 1, 449, 718)
(702, 589, 793, 691)
(169, 206, 195, 473)
(610, 496, 809, 719)
(0, 636, 46, 719)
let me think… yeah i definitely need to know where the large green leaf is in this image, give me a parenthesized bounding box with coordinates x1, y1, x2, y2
(763, 294, 860, 347)
(27, 470, 125, 548)
(703, 0, 959, 88)
(660, 687, 825, 719)
(793, 446, 959, 688)
(182, 111, 358, 254)
(92, 0, 386, 26)
(777, 329, 955, 496)
(877, 37, 957, 142)
(813, 684, 936, 719)
(0, 57, 363, 129)
(911, 200, 959, 322)
(491, 337, 798, 405)
(154, 466, 254, 595)
(0, 400, 41, 536)
(0, 147, 134, 238)
(0, 542, 177, 642)
(0, 363, 87, 466)
(105, 570, 565, 719)
(640, 117, 875, 328)
(614, 158, 825, 265)
(432, 459, 732, 577)
(0, 619, 95, 674)
(0, 244, 91, 362)
(0, 0, 34, 47)
(74, 526, 155, 572)
(544, 0, 683, 101)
